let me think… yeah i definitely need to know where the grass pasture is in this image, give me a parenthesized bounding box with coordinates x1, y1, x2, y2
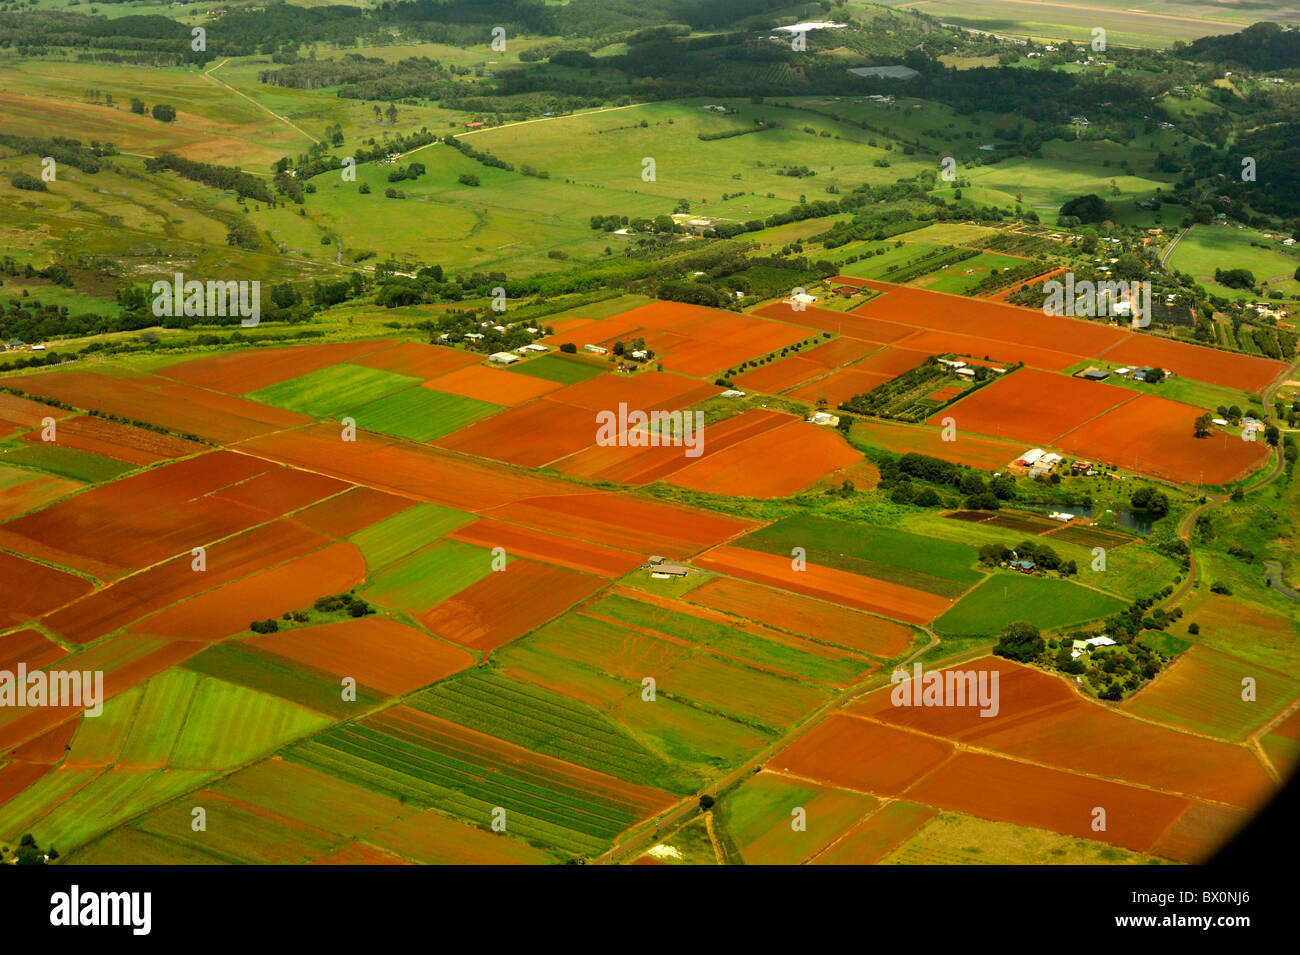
(934, 573, 1126, 636)
(347, 387, 502, 442)
(738, 514, 983, 597)
(249, 364, 421, 417)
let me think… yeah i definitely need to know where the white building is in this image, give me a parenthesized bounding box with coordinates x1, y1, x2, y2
(489, 351, 521, 365)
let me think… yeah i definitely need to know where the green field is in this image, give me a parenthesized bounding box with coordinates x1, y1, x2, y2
(718, 773, 877, 865)
(738, 514, 984, 597)
(249, 364, 421, 417)
(166, 676, 332, 771)
(588, 592, 873, 685)
(1168, 224, 1300, 300)
(0, 441, 136, 483)
(183, 643, 381, 718)
(409, 670, 696, 794)
(347, 386, 502, 441)
(349, 502, 473, 571)
(362, 539, 499, 611)
(934, 573, 1127, 636)
(510, 353, 607, 384)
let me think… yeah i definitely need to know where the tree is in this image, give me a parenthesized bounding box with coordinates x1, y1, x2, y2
(1059, 194, 1114, 224)
(151, 103, 177, 123)
(130, 97, 146, 114)
(458, 173, 480, 186)
(994, 621, 1045, 663)
(385, 103, 398, 124)
(1194, 412, 1213, 437)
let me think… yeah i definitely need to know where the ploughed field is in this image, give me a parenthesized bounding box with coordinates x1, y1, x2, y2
(0, 316, 1289, 864)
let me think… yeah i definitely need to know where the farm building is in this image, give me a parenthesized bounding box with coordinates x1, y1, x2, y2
(720, 389, 746, 398)
(650, 563, 691, 579)
(584, 344, 608, 355)
(489, 351, 521, 365)
(1016, 448, 1046, 467)
(1078, 367, 1110, 381)
(517, 343, 548, 354)
(954, 367, 975, 379)
(808, 411, 840, 427)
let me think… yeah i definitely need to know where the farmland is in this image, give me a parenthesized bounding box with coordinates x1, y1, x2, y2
(0, 0, 1296, 873)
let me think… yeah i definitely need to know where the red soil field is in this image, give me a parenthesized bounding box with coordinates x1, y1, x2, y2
(0, 628, 67, 672)
(236, 424, 575, 511)
(0, 391, 67, 435)
(905, 751, 1189, 853)
(366, 807, 556, 864)
(209, 465, 351, 517)
(686, 577, 916, 659)
(43, 518, 335, 645)
(4, 369, 309, 444)
(732, 334, 881, 394)
(485, 491, 756, 556)
(21, 415, 205, 466)
(811, 801, 937, 865)
(0, 472, 81, 523)
(1057, 393, 1270, 484)
(0, 761, 53, 805)
(769, 713, 953, 794)
(8, 717, 79, 763)
(368, 707, 675, 817)
(665, 416, 861, 497)
(1151, 801, 1250, 863)
(893, 329, 1078, 371)
(1098, 335, 1283, 393)
(787, 368, 892, 407)
(851, 281, 1129, 357)
(851, 418, 1027, 469)
(447, 518, 642, 577)
(243, 616, 473, 696)
(351, 341, 480, 380)
(696, 545, 951, 624)
(421, 561, 605, 652)
(130, 542, 366, 641)
(734, 355, 828, 394)
(433, 399, 603, 467)
(0, 551, 95, 627)
(850, 346, 935, 379)
(158, 340, 396, 394)
(751, 302, 914, 345)
(423, 364, 559, 405)
(292, 487, 415, 539)
(552, 407, 787, 486)
(559, 301, 816, 377)
(929, 369, 1136, 445)
(548, 370, 719, 413)
(0, 450, 279, 580)
(855, 657, 1276, 809)
(0, 636, 201, 752)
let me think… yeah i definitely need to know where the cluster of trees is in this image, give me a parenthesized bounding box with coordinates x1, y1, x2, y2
(874, 451, 1015, 509)
(443, 134, 514, 172)
(144, 153, 274, 204)
(0, 132, 112, 174)
(1130, 486, 1171, 517)
(979, 539, 1077, 575)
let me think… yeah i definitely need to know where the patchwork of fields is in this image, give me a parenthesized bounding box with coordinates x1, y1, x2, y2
(0, 313, 1291, 866)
